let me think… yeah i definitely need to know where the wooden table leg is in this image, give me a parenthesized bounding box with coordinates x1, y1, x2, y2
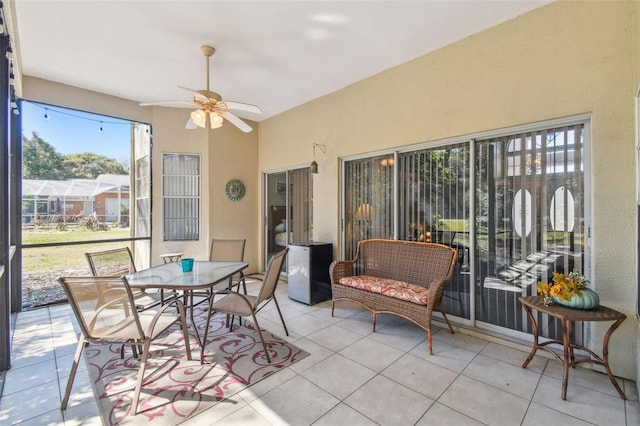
(602, 318, 627, 400)
(521, 305, 539, 368)
(561, 317, 570, 400)
(568, 320, 575, 365)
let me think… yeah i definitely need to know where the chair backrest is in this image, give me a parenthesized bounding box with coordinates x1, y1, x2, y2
(255, 248, 288, 306)
(358, 239, 457, 288)
(209, 239, 246, 262)
(86, 247, 136, 277)
(58, 276, 144, 341)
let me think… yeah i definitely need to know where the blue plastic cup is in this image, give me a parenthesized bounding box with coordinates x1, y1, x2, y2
(181, 258, 194, 272)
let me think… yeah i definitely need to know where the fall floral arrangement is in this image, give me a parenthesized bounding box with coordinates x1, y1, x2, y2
(536, 270, 589, 305)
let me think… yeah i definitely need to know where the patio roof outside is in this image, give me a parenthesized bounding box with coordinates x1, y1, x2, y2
(22, 174, 129, 200)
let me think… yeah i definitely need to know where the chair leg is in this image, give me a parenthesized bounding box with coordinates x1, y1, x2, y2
(131, 337, 152, 415)
(271, 295, 289, 336)
(250, 312, 271, 363)
(439, 306, 455, 334)
(61, 335, 86, 410)
(240, 275, 247, 295)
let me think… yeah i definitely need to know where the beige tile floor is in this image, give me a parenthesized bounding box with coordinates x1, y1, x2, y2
(1, 278, 639, 425)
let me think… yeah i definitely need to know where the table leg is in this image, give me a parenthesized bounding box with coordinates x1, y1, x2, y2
(602, 318, 627, 400)
(521, 305, 539, 368)
(183, 290, 203, 349)
(568, 320, 575, 365)
(561, 317, 570, 400)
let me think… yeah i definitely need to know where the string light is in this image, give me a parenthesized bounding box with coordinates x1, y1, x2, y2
(25, 100, 141, 128)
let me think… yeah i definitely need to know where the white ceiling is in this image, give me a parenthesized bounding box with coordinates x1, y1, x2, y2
(9, 0, 551, 122)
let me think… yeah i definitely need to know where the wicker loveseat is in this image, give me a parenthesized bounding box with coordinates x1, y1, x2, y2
(330, 239, 457, 354)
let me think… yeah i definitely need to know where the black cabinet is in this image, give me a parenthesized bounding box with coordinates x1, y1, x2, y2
(287, 242, 333, 305)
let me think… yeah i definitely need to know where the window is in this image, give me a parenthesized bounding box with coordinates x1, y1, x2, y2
(163, 153, 200, 241)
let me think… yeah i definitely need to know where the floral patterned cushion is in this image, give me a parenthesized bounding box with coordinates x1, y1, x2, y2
(338, 275, 428, 305)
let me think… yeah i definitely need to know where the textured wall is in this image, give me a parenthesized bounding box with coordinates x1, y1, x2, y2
(259, 1, 639, 378)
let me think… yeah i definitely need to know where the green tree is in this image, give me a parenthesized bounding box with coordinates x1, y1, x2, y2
(63, 153, 128, 179)
(23, 132, 129, 180)
(22, 132, 66, 179)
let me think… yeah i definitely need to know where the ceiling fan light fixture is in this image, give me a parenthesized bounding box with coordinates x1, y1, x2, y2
(209, 112, 224, 129)
(190, 109, 207, 128)
(142, 44, 261, 133)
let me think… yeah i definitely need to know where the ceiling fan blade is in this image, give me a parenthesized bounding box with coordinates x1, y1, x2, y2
(185, 117, 198, 129)
(140, 100, 198, 108)
(178, 86, 208, 99)
(222, 111, 253, 133)
(224, 101, 262, 114)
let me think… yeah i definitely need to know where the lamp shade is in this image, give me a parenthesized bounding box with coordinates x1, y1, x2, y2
(310, 160, 318, 174)
(354, 203, 372, 221)
(209, 112, 224, 129)
(190, 109, 207, 128)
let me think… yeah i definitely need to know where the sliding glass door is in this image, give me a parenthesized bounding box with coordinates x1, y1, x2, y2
(342, 119, 587, 339)
(397, 143, 472, 319)
(475, 124, 585, 338)
(343, 154, 395, 260)
(265, 168, 313, 270)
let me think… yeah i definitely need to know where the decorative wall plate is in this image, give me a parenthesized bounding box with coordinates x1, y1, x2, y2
(225, 179, 246, 201)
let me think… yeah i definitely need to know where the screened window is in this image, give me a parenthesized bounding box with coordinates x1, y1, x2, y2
(163, 153, 200, 241)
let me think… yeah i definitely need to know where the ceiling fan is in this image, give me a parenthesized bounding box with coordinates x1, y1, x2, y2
(139, 45, 261, 132)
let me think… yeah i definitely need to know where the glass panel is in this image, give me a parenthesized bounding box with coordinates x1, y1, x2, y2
(288, 168, 313, 243)
(398, 143, 471, 318)
(266, 172, 288, 263)
(344, 154, 394, 261)
(475, 124, 585, 339)
(133, 123, 150, 259)
(265, 168, 313, 273)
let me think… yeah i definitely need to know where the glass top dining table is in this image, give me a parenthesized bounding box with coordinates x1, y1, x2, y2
(124, 260, 249, 349)
(124, 260, 248, 291)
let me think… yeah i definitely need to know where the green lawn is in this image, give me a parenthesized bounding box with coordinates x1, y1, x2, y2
(22, 228, 133, 274)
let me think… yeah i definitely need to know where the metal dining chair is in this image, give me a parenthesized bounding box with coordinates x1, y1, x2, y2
(201, 248, 288, 364)
(209, 238, 247, 294)
(58, 276, 192, 415)
(85, 247, 166, 310)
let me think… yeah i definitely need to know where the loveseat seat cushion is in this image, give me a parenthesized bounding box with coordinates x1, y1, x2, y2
(338, 275, 428, 305)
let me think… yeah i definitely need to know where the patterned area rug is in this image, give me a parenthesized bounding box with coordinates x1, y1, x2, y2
(84, 307, 308, 425)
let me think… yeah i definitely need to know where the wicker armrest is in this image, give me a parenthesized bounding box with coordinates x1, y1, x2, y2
(426, 278, 447, 312)
(329, 260, 355, 284)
